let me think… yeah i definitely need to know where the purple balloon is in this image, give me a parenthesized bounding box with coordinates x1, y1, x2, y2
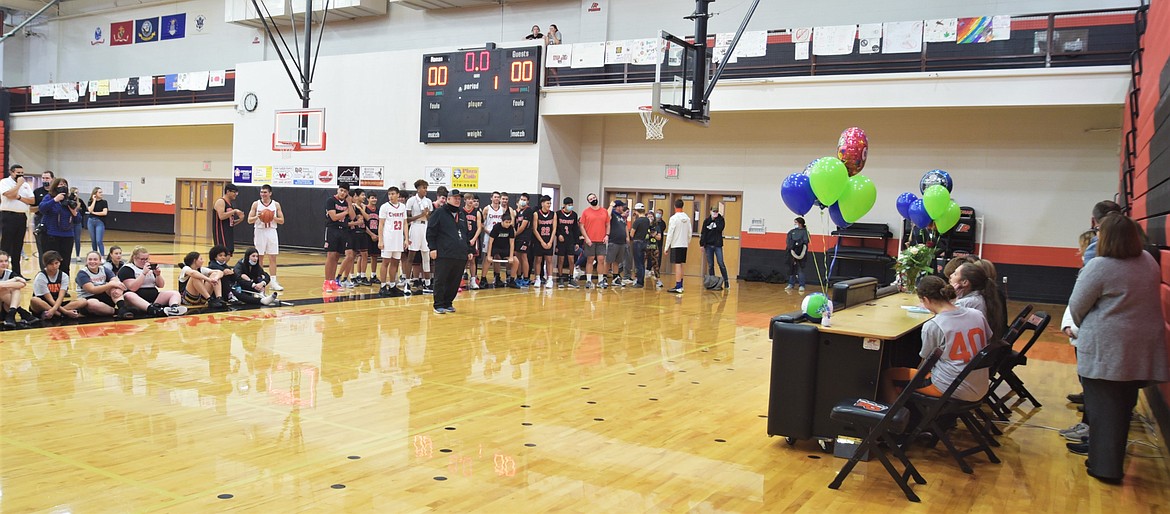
(896, 192, 918, 219)
(908, 199, 933, 229)
(829, 202, 850, 228)
(781, 173, 816, 216)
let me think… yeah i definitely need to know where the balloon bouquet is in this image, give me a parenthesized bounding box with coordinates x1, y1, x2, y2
(896, 170, 960, 234)
(779, 127, 877, 316)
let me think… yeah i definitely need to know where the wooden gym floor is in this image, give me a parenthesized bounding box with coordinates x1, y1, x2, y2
(0, 232, 1167, 512)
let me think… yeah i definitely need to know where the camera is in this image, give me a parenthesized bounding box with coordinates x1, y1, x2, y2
(55, 186, 78, 210)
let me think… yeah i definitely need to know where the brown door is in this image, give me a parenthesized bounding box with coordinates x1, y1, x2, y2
(708, 194, 741, 280)
(175, 179, 227, 241)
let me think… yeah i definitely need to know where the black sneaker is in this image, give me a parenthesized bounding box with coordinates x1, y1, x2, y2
(17, 308, 41, 327)
(1068, 392, 1085, 404)
(369, 276, 382, 285)
(207, 297, 227, 310)
(1067, 442, 1089, 456)
(494, 279, 506, 288)
(147, 303, 166, 317)
(2, 311, 16, 329)
(507, 278, 521, 289)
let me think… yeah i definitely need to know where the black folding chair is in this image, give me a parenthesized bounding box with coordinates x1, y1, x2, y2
(983, 305, 1034, 420)
(828, 350, 943, 503)
(987, 311, 1051, 413)
(908, 342, 1011, 474)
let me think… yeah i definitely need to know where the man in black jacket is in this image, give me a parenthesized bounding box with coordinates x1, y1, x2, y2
(426, 189, 469, 314)
(700, 206, 729, 289)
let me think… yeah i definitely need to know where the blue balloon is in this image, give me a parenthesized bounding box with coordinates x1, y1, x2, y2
(781, 173, 816, 216)
(896, 192, 918, 219)
(908, 199, 933, 229)
(919, 170, 953, 194)
(829, 202, 850, 228)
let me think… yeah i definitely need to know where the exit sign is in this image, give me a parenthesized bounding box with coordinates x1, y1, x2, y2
(665, 164, 680, 179)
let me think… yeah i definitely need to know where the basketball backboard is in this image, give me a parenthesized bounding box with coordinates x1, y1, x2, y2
(653, 30, 711, 126)
(272, 108, 326, 151)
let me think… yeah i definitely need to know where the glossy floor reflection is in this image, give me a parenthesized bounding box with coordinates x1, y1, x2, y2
(1, 236, 1167, 512)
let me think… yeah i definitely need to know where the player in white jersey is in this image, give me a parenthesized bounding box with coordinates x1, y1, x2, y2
(378, 186, 409, 297)
(480, 192, 507, 285)
(247, 184, 285, 291)
(404, 179, 433, 292)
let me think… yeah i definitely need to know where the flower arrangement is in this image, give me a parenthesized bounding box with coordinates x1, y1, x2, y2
(894, 243, 936, 294)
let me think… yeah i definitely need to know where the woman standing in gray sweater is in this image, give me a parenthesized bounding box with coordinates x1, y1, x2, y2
(1068, 213, 1169, 484)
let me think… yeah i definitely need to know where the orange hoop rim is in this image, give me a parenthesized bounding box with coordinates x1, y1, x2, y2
(638, 105, 654, 112)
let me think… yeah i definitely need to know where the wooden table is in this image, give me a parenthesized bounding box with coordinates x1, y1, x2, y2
(767, 293, 934, 449)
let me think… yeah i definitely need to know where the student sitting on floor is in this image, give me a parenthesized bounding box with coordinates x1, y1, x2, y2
(116, 246, 188, 317)
(178, 251, 227, 310)
(76, 250, 134, 319)
(0, 250, 39, 328)
(880, 275, 991, 404)
(30, 251, 87, 320)
(233, 247, 278, 306)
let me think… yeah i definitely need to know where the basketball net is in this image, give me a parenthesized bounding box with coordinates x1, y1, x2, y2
(276, 141, 300, 160)
(639, 106, 667, 140)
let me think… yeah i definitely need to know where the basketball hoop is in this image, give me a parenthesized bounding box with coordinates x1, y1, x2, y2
(639, 106, 668, 140)
(275, 141, 300, 160)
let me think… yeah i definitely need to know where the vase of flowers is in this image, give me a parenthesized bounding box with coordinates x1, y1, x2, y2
(894, 243, 936, 294)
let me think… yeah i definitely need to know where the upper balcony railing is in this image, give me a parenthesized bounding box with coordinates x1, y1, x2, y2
(550, 8, 1139, 87)
(5, 72, 236, 114)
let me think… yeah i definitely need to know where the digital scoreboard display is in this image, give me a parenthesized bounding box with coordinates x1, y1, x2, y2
(420, 45, 542, 143)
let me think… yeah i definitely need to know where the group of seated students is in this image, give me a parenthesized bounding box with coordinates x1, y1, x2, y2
(881, 255, 1007, 404)
(0, 244, 280, 329)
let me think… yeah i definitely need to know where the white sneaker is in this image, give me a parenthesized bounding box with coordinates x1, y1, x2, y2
(574, 267, 584, 279)
(598, 278, 608, 289)
(656, 280, 664, 288)
(785, 284, 793, 291)
(534, 278, 542, 288)
(585, 281, 595, 289)
(799, 286, 806, 294)
(261, 293, 277, 306)
(341, 280, 355, 289)
(469, 276, 479, 290)
(164, 305, 188, 316)
(269, 277, 284, 291)
(544, 278, 554, 289)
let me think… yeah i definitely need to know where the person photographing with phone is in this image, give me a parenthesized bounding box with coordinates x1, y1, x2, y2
(116, 246, 187, 317)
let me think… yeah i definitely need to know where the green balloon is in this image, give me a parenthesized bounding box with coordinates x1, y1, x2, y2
(922, 184, 950, 219)
(808, 157, 848, 206)
(837, 174, 877, 223)
(936, 201, 962, 233)
(803, 293, 829, 318)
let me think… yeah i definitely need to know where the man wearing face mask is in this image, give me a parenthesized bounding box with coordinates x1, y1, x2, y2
(700, 206, 729, 290)
(514, 193, 533, 287)
(578, 193, 609, 288)
(426, 189, 469, 314)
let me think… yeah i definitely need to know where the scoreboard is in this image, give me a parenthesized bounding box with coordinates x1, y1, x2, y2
(419, 45, 542, 143)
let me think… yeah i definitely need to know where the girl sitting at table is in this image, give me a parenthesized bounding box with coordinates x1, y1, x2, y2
(949, 261, 1006, 342)
(880, 275, 992, 403)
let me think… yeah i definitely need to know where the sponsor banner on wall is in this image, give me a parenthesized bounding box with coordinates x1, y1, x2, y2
(422, 166, 453, 189)
(337, 166, 359, 189)
(359, 166, 384, 187)
(252, 166, 272, 185)
(233, 165, 252, 184)
(451, 167, 479, 190)
(272, 166, 294, 186)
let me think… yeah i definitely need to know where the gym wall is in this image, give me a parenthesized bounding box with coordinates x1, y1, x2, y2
(1125, 0, 1170, 455)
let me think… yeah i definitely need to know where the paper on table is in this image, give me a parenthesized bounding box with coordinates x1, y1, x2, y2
(901, 305, 930, 314)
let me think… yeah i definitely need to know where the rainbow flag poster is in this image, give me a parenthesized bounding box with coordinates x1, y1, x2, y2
(957, 17, 993, 44)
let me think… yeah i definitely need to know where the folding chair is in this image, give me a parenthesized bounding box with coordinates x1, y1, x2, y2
(909, 342, 1011, 474)
(987, 311, 1051, 412)
(983, 305, 1034, 420)
(828, 350, 943, 503)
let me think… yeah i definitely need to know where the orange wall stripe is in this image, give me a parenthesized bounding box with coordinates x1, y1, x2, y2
(741, 231, 1082, 268)
(131, 202, 173, 215)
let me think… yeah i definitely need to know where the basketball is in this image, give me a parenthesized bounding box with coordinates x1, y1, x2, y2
(259, 209, 275, 224)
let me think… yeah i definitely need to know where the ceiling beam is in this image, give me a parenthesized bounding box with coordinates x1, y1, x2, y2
(0, 0, 52, 14)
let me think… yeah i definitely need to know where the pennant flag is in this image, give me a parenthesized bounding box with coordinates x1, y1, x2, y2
(957, 17, 993, 44)
(110, 21, 133, 46)
(135, 17, 159, 43)
(164, 74, 180, 91)
(161, 13, 186, 40)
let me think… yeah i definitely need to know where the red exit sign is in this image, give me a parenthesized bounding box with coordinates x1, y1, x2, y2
(665, 164, 680, 179)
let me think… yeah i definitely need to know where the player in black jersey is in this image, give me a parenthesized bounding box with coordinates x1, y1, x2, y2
(555, 197, 580, 288)
(323, 186, 351, 292)
(343, 189, 368, 287)
(532, 195, 557, 289)
(513, 193, 533, 287)
(485, 212, 518, 288)
(364, 194, 381, 285)
(460, 193, 483, 290)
